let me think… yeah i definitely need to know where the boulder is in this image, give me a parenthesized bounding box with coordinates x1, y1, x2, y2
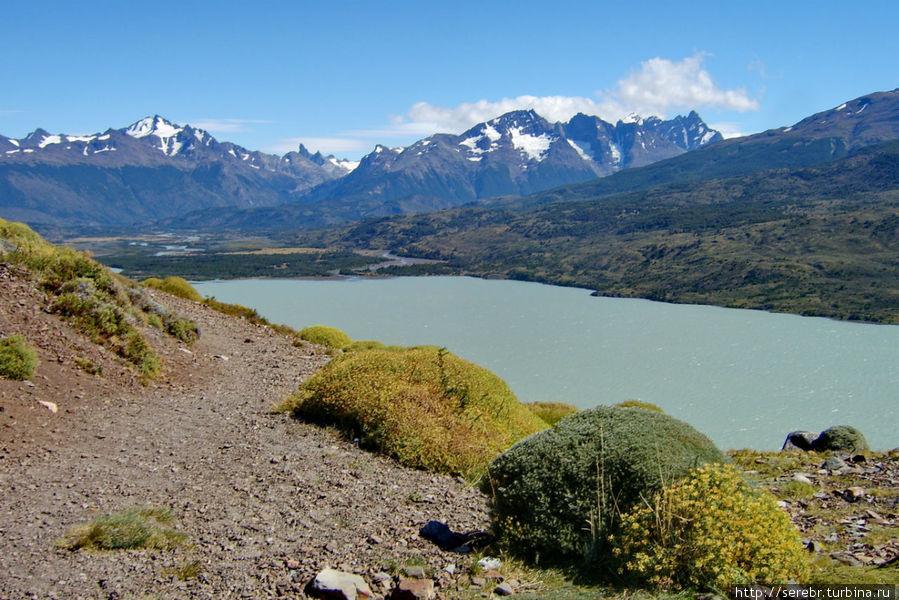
(812, 426, 869, 452)
(390, 576, 435, 600)
(781, 430, 818, 451)
(308, 568, 373, 600)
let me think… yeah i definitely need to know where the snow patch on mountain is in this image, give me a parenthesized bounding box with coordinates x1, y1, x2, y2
(328, 156, 359, 173)
(609, 142, 622, 165)
(567, 139, 592, 161)
(38, 135, 62, 148)
(510, 127, 551, 161)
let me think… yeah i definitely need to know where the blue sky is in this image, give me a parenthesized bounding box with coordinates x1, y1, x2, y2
(3, 0, 898, 158)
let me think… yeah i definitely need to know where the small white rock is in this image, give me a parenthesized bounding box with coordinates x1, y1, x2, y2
(38, 400, 58, 414)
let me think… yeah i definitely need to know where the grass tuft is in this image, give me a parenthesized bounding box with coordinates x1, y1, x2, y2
(59, 507, 186, 551)
(0, 335, 38, 380)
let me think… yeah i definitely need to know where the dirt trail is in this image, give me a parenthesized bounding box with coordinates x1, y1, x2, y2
(0, 285, 490, 599)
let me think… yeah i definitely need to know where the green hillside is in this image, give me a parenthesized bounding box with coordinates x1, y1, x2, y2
(299, 141, 899, 323)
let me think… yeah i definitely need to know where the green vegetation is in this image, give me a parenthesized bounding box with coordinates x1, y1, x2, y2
(731, 449, 899, 586)
(74, 355, 101, 375)
(284, 346, 547, 479)
(526, 401, 579, 425)
(0, 335, 38, 380)
(165, 560, 204, 581)
(58, 507, 186, 551)
(298, 325, 353, 351)
(615, 400, 664, 413)
(483, 406, 727, 567)
(298, 141, 899, 323)
(0, 218, 200, 378)
(138, 274, 303, 338)
(142, 276, 203, 302)
(346, 339, 388, 352)
(612, 463, 809, 590)
(812, 425, 870, 452)
(104, 249, 382, 280)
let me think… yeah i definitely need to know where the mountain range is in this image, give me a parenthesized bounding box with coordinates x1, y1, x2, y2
(0, 110, 721, 230)
(2, 89, 898, 235)
(0, 116, 355, 228)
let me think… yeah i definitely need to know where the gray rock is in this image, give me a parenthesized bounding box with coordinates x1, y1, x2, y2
(401, 566, 426, 579)
(494, 582, 515, 596)
(792, 473, 814, 485)
(830, 552, 863, 567)
(824, 456, 848, 472)
(782, 430, 818, 451)
(308, 568, 373, 600)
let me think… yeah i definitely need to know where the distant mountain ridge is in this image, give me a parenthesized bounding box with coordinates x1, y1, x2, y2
(295, 109, 721, 221)
(520, 88, 899, 211)
(4, 89, 898, 233)
(0, 116, 352, 228)
(0, 110, 721, 230)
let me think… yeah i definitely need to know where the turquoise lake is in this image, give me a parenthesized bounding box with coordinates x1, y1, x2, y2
(193, 276, 897, 451)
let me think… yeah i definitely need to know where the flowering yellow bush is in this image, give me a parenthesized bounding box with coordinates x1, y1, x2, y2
(612, 463, 809, 590)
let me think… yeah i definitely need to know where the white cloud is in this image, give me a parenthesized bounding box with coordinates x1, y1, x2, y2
(275, 53, 760, 157)
(708, 122, 750, 139)
(391, 52, 759, 135)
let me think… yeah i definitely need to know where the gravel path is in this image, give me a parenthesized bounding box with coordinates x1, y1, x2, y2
(0, 283, 490, 599)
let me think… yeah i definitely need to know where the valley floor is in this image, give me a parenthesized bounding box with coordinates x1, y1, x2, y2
(0, 284, 489, 599)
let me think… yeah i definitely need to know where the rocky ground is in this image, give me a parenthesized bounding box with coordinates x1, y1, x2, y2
(0, 275, 490, 600)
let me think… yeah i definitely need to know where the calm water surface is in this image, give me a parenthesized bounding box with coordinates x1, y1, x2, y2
(193, 277, 897, 451)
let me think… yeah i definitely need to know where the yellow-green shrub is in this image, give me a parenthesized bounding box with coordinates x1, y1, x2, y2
(286, 347, 547, 479)
(526, 401, 579, 425)
(612, 463, 809, 590)
(346, 340, 387, 352)
(615, 399, 664, 412)
(142, 276, 203, 302)
(298, 325, 353, 351)
(0, 335, 38, 380)
(0, 217, 202, 379)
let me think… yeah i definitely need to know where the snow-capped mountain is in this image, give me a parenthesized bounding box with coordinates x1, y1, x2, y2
(295, 109, 723, 220)
(1, 115, 356, 179)
(0, 116, 353, 228)
(0, 110, 722, 230)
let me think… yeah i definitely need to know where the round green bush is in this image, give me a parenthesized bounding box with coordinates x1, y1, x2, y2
(612, 463, 809, 590)
(298, 325, 353, 351)
(288, 347, 547, 479)
(526, 401, 579, 425)
(812, 425, 869, 452)
(0, 335, 38, 380)
(142, 276, 203, 302)
(483, 406, 727, 564)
